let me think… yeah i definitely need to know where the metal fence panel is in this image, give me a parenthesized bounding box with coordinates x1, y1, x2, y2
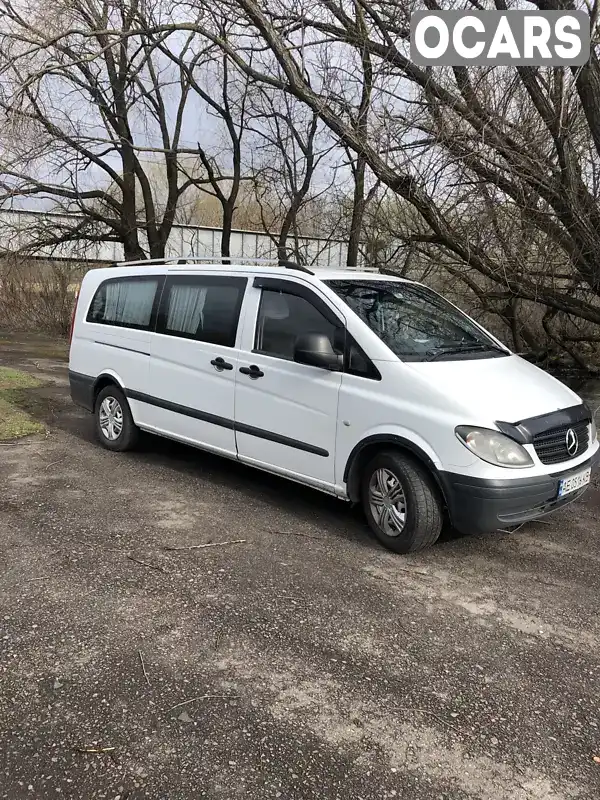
(0, 209, 377, 269)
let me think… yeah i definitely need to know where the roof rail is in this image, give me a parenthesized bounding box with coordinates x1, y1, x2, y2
(113, 256, 314, 275)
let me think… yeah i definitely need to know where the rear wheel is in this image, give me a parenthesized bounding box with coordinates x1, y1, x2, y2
(94, 385, 138, 452)
(361, 450, 442, 554)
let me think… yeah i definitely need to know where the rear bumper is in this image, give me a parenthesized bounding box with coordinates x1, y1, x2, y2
(439, 450, 599, 534)
(69, 370, 94, 412)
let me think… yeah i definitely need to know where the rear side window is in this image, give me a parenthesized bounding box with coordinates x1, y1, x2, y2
(87, 277, 160, 330)
(159, 276, 247, 347)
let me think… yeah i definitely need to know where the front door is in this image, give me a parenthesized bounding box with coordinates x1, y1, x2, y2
(234, 277, 343, 491)
(144, 273, 248, 456)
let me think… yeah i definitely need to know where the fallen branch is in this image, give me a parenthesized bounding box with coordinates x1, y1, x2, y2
(139, 649, 150, 686)
(73, 746, 115, 754)
(164, 539, 246, 551)
(167, 694, 240, 712)
(126, 555, 168, 573)
(0, 441, 41, 446)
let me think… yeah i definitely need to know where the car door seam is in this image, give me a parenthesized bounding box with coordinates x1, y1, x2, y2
(124, 388, 329, 456)
(94, 341, 151, 357)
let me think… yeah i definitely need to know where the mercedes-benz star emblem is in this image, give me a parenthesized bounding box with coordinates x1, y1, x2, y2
(565, 428, 578, 456)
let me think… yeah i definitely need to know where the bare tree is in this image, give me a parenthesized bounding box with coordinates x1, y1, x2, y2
(156, 15, 255, 258)
(0, 0, 232, 260)
(344, 1, 376, 268)
(4, 0, 600, 365)
(173, 0, 600, 362)
(247, 85, 336, 261)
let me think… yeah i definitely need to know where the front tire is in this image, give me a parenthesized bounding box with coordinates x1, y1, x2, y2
(361, 451, 442, 554)
(94, 385, 138, 452)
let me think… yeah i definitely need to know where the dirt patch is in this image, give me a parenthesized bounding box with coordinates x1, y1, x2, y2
(1, 331, 600, 799)
(0, 330, 69, 363)
(0, 335, 71, 438)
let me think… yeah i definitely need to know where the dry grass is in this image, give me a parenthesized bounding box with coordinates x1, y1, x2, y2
(0, 259, 85, 334)
(0, 366, 45, 440)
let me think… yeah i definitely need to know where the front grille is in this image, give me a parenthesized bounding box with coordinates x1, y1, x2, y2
(533, 420, 589, 465)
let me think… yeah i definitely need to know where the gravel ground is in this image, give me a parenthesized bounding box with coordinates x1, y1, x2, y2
(0, 333, 599, 800)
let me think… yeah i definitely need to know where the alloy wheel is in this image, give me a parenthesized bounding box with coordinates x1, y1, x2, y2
(368, 467, 407, 537)
(99, 396, 124, 441)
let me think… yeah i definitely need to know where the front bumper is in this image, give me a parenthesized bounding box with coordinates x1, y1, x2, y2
(439, 450, 599, 534)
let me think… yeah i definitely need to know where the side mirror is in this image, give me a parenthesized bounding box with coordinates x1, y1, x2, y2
(294, 333, 343, 371)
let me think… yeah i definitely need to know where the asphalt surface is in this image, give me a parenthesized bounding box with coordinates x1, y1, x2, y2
(1, 333, 599, 800)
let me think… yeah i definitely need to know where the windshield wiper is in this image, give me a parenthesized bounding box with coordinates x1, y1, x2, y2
(425, 343, 507, 362)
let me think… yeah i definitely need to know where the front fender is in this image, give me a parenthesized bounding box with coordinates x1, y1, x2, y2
(343, 425, 443, 482)
(342, 427, 447, 505)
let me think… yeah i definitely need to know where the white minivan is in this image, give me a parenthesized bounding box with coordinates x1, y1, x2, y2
(69, 258, 599, 553)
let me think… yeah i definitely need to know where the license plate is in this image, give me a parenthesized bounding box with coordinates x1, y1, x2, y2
(558, 467, 591, 498)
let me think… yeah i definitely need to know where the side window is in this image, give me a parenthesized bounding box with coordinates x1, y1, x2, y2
(160, 276, 246, 347)
(87, 277, 160, 330)
(255, 289, 340, 360)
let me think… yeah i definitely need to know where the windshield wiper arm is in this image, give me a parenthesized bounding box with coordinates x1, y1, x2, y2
(425, 343, 506, 362)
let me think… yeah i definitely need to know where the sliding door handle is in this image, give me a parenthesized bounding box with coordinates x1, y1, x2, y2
(210, 357, 233, 371)
(239, 364, 264, 379)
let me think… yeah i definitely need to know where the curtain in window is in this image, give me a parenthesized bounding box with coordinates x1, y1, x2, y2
(167, 284, 207, 334)
(104, 280, 157, 326)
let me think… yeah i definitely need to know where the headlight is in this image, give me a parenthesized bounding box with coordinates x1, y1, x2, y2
(455, 426, 534, 468)
(591, 416, 598, 444)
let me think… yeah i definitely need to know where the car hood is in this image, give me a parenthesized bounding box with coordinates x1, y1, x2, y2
(406, 354, 582, 423)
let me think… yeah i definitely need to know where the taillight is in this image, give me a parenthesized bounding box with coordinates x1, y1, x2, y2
(69, 288, 80, 345)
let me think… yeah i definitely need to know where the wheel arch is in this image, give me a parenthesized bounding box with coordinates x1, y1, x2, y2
(92, 371, 126, 407)
(344, 434, 449, 507)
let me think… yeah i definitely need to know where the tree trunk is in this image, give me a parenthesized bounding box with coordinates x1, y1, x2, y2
(347, 154, 367, 267)
(277, 204, 298, 262)
(120, 142, 145, 262)
(221, 201, 234, 260)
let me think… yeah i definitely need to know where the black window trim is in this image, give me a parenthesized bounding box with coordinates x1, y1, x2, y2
(344, 333, 382, 381)
(156, 273, 248, 347)
(252, 277, 381, 380)
(86, 274, 165, 332)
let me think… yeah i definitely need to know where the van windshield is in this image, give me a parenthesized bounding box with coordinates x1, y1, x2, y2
(325, 279, 509, 362)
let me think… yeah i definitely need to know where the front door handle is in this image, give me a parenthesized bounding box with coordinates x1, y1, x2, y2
(239, 364, 264, 379)
(210, 357, 233, 371)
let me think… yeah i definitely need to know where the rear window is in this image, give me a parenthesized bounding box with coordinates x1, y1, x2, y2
(87, 277, 160, 330)
(159, 276, 247, 347)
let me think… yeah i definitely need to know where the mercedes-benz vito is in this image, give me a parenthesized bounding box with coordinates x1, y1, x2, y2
(69, 259, 599, 553)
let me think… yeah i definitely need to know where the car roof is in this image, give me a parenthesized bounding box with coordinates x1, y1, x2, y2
(89, 262, 414, 285)
(313, 269, 411, 283)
